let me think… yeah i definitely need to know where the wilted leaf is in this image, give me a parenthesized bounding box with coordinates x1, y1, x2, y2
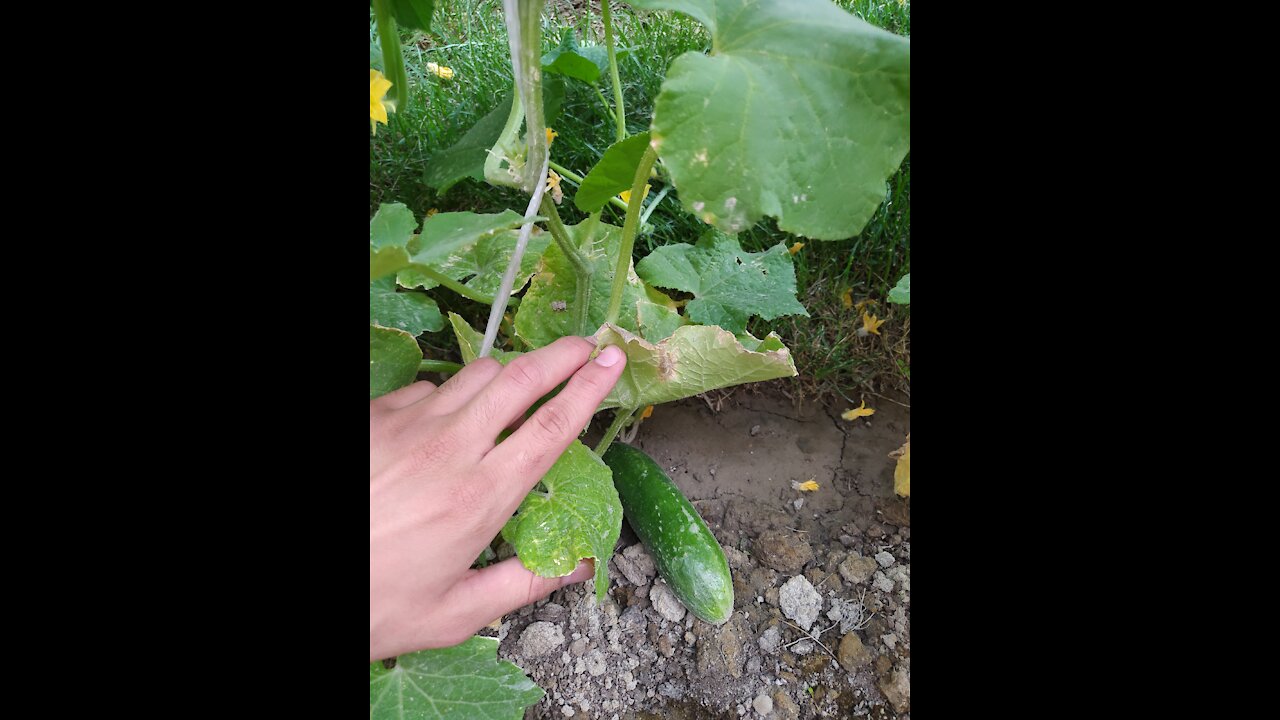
(789, 242, 804, 255)
(369, 635, 543, 720)
(636, 231, 807, 334)
(502, 440, 622, 603)
(631, 0, 910, 239)
(891, 434, 910, 497)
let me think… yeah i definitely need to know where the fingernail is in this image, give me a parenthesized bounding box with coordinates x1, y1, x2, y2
(594, 345, 623, 367)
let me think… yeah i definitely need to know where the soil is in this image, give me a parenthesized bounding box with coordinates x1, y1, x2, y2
(486, 388, 911, 719)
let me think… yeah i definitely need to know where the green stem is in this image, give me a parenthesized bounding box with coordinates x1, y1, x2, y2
(604, 144, 659, 326)
(541, 200, 594, 336)
(593, 86, 614, 124)
(372, 0, 408, 112)
(548, 161, 630, 213)
(595, 407, 638, 457)
(419, 360, 463, 374)
(415, 267, 520, 307)
(600, 2, 627, 141)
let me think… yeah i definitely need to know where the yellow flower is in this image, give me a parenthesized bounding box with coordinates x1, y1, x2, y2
(619, 184, 652, 206)
(854, 298, 876, 313)
(840, 287, 853, 310)
(640, 405, 654, 419)
(789, 242, 805, 255)
(426, 208, 439, 217)
(546, 128, 558, 145)
(792, 479, 819, 492)
(862, 312, 885, 336)
(370, 69, 393, 134)
(841, 400, 875, 421)
(426, 62, 455, 80)
(546, 170, 564, 204)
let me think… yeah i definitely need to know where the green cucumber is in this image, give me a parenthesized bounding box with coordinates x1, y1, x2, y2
(602, 443, 734, 625)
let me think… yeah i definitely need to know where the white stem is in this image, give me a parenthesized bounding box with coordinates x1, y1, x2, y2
(479, 152, 549, 358)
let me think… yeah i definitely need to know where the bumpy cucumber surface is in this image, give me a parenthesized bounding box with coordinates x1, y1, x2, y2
(603, 443, 734, 625)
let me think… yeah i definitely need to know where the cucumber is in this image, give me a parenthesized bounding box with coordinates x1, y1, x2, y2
(602, 443, 734, 625)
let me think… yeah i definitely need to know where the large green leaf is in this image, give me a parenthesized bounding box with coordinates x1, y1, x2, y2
(448, 312, 523, 364)
(631, 0, 910, 240)
(574, 132, 652, 213)
(371, 276, 443, 336)
(381, 0, 435, 32)
(369, 636, 543, 720)
(370, 203, 420, 280)
(406, 210, 535, 268)
(515, 220, 684, 348)
(371, 325, 423, 399)
(398, 229, 551, 297)
(541, 33, 624, 85)
(502, 440, 621, 603)
(596, 323, 798, 410)
(424, 77, 565, 195)
(636, 231, 807, 334)
(888, 273, 910, 304)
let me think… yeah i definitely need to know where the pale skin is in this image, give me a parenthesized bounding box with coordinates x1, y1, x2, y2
(370, 336, 627, 662)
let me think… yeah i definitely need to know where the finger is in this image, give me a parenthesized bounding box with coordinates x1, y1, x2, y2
(483, 344, 626, 493)
(370, 380, 437, 411)
(459, 336, 596, 438)
(444, 558, 594, 633)
(420, 358, 504, 415)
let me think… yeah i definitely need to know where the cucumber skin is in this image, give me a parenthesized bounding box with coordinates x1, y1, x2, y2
(603, 443, 734, 625)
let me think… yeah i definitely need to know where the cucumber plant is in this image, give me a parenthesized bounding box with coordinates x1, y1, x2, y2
(370, 1, 908, 715)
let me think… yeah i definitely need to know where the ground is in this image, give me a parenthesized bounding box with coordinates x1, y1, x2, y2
(482, 386, 911, 719)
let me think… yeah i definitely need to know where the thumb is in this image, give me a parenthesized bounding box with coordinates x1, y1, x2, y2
(446, 557, 595, 630)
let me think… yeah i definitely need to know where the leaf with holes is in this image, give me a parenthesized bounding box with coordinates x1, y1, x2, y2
(596, 323, 797, 410)
(370, 325, 422, 399)
(502, 440, 621, 603)
(370, 276, 443, 336)
(515, 220, 684, 348)
(398, 229, 551, 297)
(369, 635, 543, 720)
(636, 231, 807, 334)
(574, 132, 652, 213)
(631, 0, 910, 239)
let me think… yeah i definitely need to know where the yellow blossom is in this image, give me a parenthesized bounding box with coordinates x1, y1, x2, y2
(854, 298, 877, 313)
(789, 242, 804, 255)
(619, 183, 652, 206)
(370, 69, 393, 134)
(841, 287, 853, 309)
(640, 405, 654, 419)
(862, 312, 885, 335)
(793, 479, 819, 492)
(546, 170, 564, 204)
(546, 128, 558, 145)
(426, 62, 455, 80)
(841, 400, 875, 421)
(425, 208, 439, 217)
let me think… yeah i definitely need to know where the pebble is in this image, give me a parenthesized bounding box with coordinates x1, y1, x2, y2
(879, 668, 910, 712)
(882, 633, 898, 650)
(791, 639, 815, 655)
(750, 424, 762, 437)
(839, 534, 857, 548)
(561, 705, 574, 717)
(793, 498, 805, 510)
(874, 551, 895, 568)
(615, 544, 657, 586)
(650, 579, 688, 623)
(872, 572, 895, 593)
(755, 530, 815, 573)
(752, 693, 774, 716)
(837, 632, 874, 673)
(839, 555, 877, 584)
(685, 632, 696, 646)
(516, 621, 565, 658)
(779, 576, 822, 631)
(758, 626, 782, 655)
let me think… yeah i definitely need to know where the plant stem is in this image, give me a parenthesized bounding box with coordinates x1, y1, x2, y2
(419, 359, 463, 374)
(604, 144, 659, 326)
(593, 86, 614, 123)
(372, 0, 408, 112)
(638, 183, 671, 227)
(595, 406, 638, 456)
(541, 200, 595, 336)
(600, 2, 627, 141)
(414, 266, 518, 306)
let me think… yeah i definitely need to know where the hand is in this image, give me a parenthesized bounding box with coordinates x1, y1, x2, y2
(370, 336, 627, 661)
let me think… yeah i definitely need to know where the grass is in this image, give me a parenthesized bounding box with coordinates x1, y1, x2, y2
(371, 0, 911, 402)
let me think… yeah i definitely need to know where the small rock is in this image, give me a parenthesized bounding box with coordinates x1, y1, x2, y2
(615, 544, 657, 586)
(650, 579, 687, 623)
(516, 621, 565, 658)
(765, 587, 780, 607)
(839, 534, 857, 548)
(872, 572, 895, 593)
(561, 651, 571, 664)
(791, 639, 814, 655)
(586, 650, 608, 676)
(722, 545, 752, 570)
(873, 654, 893, 676)
(746, 656, 762, 674)
(750, 424, 762, 437)
(865, 524, 886, 539)
(779, 576, 822, 631)
(569, 638, 588, 657)
(882, 633, 898, 650)
(535, 602, 567, 623)
(685, 632, 696, 646)
(874, 551, 895, 568)
(793, 498, 805, 511)
(752, 693, 774, 716)
(758, 626, 782, 655)
(574, 658, 586, 674)
(755, 530, 815, 573)
(879, 669, 910, 712)
(837, 633, 874, 673)
(772, 691, 800, 720)
(561, 704, 575, 717)
(839, 555, 878, 585)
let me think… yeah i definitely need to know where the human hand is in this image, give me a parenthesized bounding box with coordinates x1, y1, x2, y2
(370, 337, 627, 661)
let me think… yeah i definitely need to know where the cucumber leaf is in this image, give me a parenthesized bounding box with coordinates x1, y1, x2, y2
(381, 0, 436, 33)
(370, 276, 443, 336)
(514, 220, 684, 349)
(636, 231, 808, 334)
(887, 273, 910, 304)
(502, 439, 622, 603)
(370, 325, 422, 399)
(574, 132, 652, 213)
(407, 210, 535, 268)
(448, 312, 523, 364)
(595, 323, 797, 410)
(398, 228, 551, 298)
(631, 0, 910, 240)
(370, 203, 419, 280)
(369, 635, 544, 720)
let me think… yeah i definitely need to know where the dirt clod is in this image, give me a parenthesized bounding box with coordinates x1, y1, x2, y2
(839, 555, 878, 585)
(779, 575, 823, 631)
(838, 632, 874, 673)
(755, 530, 815, 573)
